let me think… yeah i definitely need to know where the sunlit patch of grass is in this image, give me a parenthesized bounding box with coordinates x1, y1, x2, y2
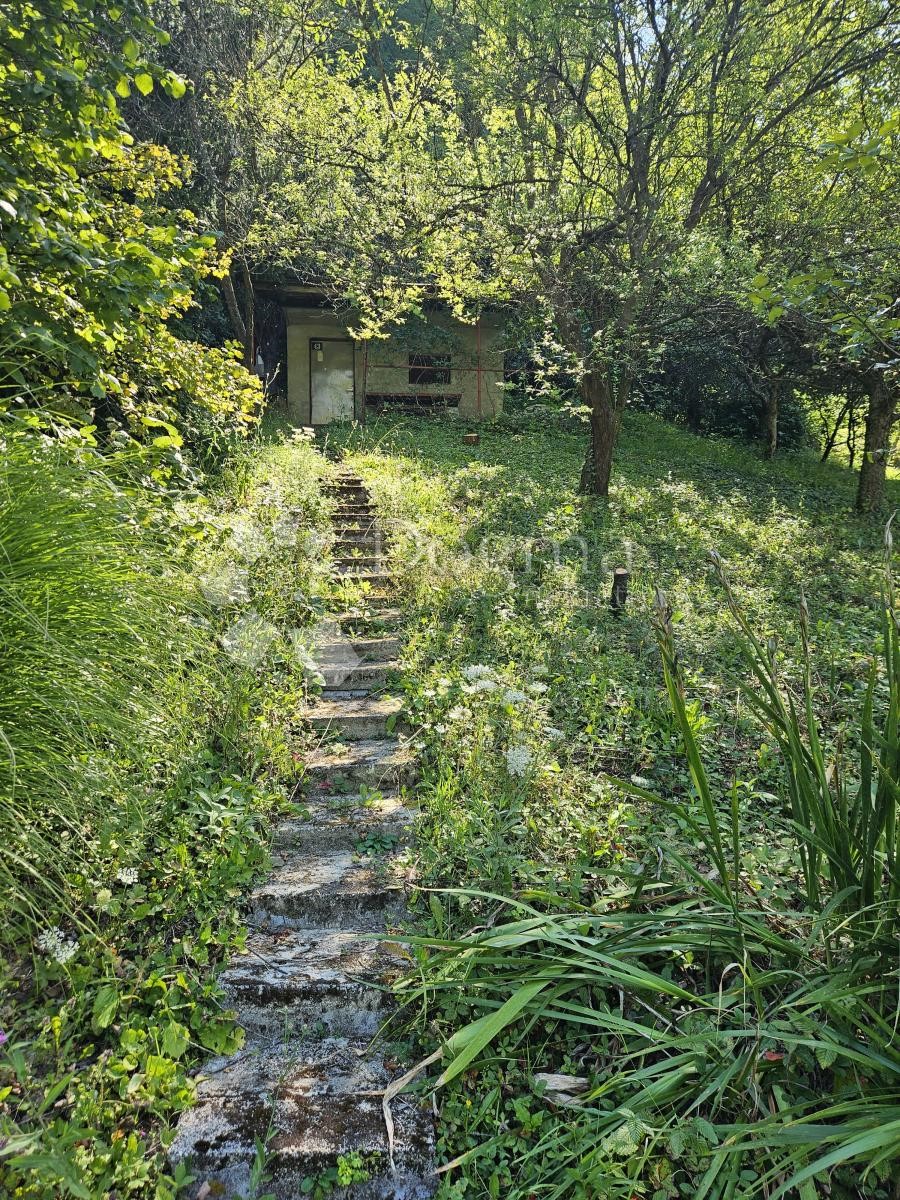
(323, 411, 898, 1199)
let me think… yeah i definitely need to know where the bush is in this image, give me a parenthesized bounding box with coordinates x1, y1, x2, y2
(0, 425, 194, 934)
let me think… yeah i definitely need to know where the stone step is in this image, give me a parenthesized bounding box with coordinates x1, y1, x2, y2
(168, 1039, 435, 1200)
(334, 607, 404, 632)
(275, 794, 416, 853)
(328, 480, 368, 492)
(322, 686, 390, 701)
(308, 695, 403, 740)
(320, 660, 397, 689)
(332, 578, 392, 594)
(219, 929, 407, 1039)
(334, 504, 377, 518)
(305, 737, 417, 792)
(334, 539, 382, 556)
(333, 518, 377, 531)
(334, 528, 382, 541)
(335, 570, 392, 586)
(317, 636, 401, 662)
(251, 847, 409, 930)
(335, 554, 385, 568)
(333, 525, 381, 539)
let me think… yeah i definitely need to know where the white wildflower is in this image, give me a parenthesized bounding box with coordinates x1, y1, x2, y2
(505, 745, 533, 777)
(528, 681, 548, 694)
(469, 677, 497, 693)
(545, 727, 564, 740)
(630, 775, 652, 789)
(36, 927, 79, 965)
(116, 867, 139, 885)
(447, 706, 470, 722)
(435, 724, 448, 734)
(462, 664, 494, 681)
(503, 688, 528, 705)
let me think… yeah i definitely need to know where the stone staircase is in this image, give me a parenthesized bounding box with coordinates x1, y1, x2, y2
(169, 470, 434, 1199)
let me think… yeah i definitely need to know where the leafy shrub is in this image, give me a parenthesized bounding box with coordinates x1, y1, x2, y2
(0, 3, 262, 453)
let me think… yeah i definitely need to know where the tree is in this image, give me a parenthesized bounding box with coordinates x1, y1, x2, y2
(751, 113, 900, 510)
(435, 0, 899, 494)
(0, 0, 261, 449)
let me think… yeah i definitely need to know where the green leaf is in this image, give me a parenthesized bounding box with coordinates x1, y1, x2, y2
(134, 72, 154, 96)
(115, 77, 131, 98)
(438, 978, 548, 1086)
(164, 72, 187, 99)
(92, 984, 119, 1031)
(161, 1020, 190, 1059)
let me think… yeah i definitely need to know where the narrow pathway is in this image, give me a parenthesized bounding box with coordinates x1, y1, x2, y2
(170, 468, 434, 1199)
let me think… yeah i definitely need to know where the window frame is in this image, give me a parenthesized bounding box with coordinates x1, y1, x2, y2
(408, 352, 451, 386)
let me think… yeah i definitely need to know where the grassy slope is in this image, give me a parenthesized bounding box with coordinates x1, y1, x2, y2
(336, 408, 890, 799)
(325, 410, 897, 1199)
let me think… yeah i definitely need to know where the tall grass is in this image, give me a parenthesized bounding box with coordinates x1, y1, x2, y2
(703, 550, 899, 945)
(0, 426, 194, 936)
(402, 558, 900, 1198)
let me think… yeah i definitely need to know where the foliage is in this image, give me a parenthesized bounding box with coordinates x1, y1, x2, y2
(0, 0, 262, 449)
(702, 551, 899, 938)
(325, 412, 898, 1197)
(0, 421, 329, 1197)
(401, 582, 900, 1197)
(0, 425, 190, 930)
(746, 109, 900, 507)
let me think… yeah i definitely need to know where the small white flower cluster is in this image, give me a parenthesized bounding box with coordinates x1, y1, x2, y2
(36, 927, 79, 965)
(503, 688, 528, 705)
(505, 745, 533, 777)
(116, 866, 139, 885)
(461, 664, 499, 695)
(465, 677, 497, 694)
(462, 664, 493, 681)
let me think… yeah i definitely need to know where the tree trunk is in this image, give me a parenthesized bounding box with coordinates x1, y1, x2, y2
(820, 395, 853, 463)
(221, 269, 247, 347)
(579, 370, 623, 497)
(856, 373, 896, 513)
(762, 382, 779, 459)
(240, 259, 255, 370)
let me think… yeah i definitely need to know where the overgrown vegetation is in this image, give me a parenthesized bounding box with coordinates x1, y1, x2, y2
(0, 423, 329, 1197)
(326, 412, 899, 1199)
(2, 0, 898, 1194)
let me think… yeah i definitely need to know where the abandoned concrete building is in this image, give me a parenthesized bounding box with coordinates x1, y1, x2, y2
(259, 285, 506, 426)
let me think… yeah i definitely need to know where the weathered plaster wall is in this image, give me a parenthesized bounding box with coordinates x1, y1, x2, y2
(285, 307, 504, 425)
(285, 308, 366, 426)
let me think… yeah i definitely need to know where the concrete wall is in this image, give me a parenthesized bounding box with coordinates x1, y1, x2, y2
(285, 308, 363, 426)
(285, 306, 504, 425)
